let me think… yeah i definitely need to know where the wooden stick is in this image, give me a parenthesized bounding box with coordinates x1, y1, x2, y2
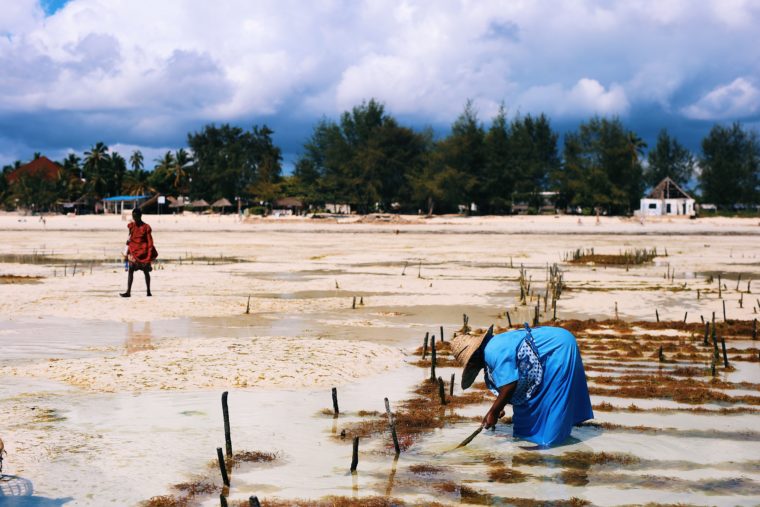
(222, 391, 232, 458)
(683, 312, 687, 323)
(655, 309, 660, 322)
(422, 332, 429, 359)
(703, 321, 709, 346)
(711, 312, 718, 352)
(220, 494, 228, 507)
(450, 373, 455, 397)
(384, 398, 400, 455)
(723, 299, 727, 323)
(721, 338, 729, 368)
(332, 387, 339, 415)
(506, 311, 512, 327)
(437, 376, 446, 405)
(217, 447, 230, 487)
(430, 335, 437, 381)
(352, 296, 356, 309)
(350, 436, 359, 472)
(440, 325, 444, 343)
(753, 318, 757, 341)
(245, 296, 250, 314)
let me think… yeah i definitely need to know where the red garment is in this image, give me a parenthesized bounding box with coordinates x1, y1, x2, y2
(127, 221, 156, 264)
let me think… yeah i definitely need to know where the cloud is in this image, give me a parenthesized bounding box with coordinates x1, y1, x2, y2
(1, 0, 760, 166)
(682, 78, 760, 120)
(518, 79, 630, 117)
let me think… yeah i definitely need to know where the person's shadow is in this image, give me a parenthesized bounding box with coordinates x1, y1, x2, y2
(0, 475, 72, 506)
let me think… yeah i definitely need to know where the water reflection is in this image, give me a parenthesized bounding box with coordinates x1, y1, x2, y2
(125, 322, 155, 354)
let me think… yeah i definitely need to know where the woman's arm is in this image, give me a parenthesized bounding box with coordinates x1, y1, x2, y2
(483, 381, 516, 429)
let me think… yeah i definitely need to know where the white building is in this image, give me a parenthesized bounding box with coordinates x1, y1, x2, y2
(639, 177, 695, 217)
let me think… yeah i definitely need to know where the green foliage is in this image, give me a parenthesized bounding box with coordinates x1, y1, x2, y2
(558, 117, 644, 214)
(187, 123, 282, 202)
(645, 129, 695, 189)
(699, 122, 760, 206)
(296, 99, 430, 213)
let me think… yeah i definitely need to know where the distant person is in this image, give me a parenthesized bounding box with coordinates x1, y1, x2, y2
(120, 208, 157, 297)
(452, 323, 593, 447)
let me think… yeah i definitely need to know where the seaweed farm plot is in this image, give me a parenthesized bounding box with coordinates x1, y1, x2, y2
(151, 319, 760, 507)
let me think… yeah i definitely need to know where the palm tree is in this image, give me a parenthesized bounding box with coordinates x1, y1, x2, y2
(129, 150, 144, 172)
(83, 142, 109, 199)
(172, 148, 192, 194)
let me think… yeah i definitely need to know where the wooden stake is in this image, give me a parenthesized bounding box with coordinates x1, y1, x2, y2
(384, 397, 400, 455)
(217, 447, 230, 487)
(552, 299, 557, 321)
(72, 263, 77, 276)
(332, 387, 339, 415)
(683, 311, 688, 323)
(506, 312, 512, 327)
(721, 338, 729, 368)
(422, 332, 429, 359)
(711, 312, 717, 351)
(352, 296, 356, 309)
(533, 304, 539, 326)
(697, 288, 700, 300)
(655, 309, 660, 322)
(350, 436, 359, 472)
(222, 391, 232, 458)
(440, 325, 444, 343)
(220, 494, 228, 507)
(723, 299, 727, 323)
(450, 373, 455, 397)
(739, 293, 744, 309)
(615, 302, 619, 321)
(736, 274, 742, 291)
(718, 275, 722, 298)
(245, 295, 250, 314)
(437, 376, 446, 405)
(360, 296, 364, 306)
(703, 321, 709, 346)
(753, 318, 757, 340)
(430, 335, 437, 381)
(658, 346, 664, 362)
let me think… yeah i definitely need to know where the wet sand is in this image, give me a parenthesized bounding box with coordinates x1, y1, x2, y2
(0, 213, 758, 506)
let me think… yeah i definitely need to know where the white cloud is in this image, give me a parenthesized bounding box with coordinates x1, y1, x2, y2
(682, 78, 760, 120)
(1, 0, 760, 165)
(518, 79, 630, 117)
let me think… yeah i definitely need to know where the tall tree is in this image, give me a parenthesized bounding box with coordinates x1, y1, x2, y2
(558, 117, 644, 214)
(509, 113, 560, 210)
(83, 142, 110, 199)
(129, 150, 144, 172)
(482, 104, 513, 213)
(645, 129, 695, 189)
(416, 100, 485, 214)
(187, 123, 282, 202)
(699, 122, 760, 206)
(296, 99, 429, 212)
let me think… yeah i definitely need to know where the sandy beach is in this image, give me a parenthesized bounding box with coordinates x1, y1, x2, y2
(1, 213, 759, 506)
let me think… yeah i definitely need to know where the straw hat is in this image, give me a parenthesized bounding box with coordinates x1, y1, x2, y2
(451, 325, 493, 390)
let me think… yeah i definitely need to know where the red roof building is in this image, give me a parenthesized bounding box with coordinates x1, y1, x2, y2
(7, 156, 61, 184)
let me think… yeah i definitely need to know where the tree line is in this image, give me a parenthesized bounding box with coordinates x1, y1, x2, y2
(2, 99, 759, 214)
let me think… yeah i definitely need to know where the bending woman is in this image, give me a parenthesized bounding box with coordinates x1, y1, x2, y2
(452, 324, 593, 447)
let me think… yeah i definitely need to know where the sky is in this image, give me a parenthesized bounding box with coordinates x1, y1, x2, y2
(1, 0, 759, 171)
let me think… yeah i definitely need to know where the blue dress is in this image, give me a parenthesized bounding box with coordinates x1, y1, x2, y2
(484, 326, 593, 447)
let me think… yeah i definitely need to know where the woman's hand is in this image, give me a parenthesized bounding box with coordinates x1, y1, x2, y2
(482, 409, 505, 430)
